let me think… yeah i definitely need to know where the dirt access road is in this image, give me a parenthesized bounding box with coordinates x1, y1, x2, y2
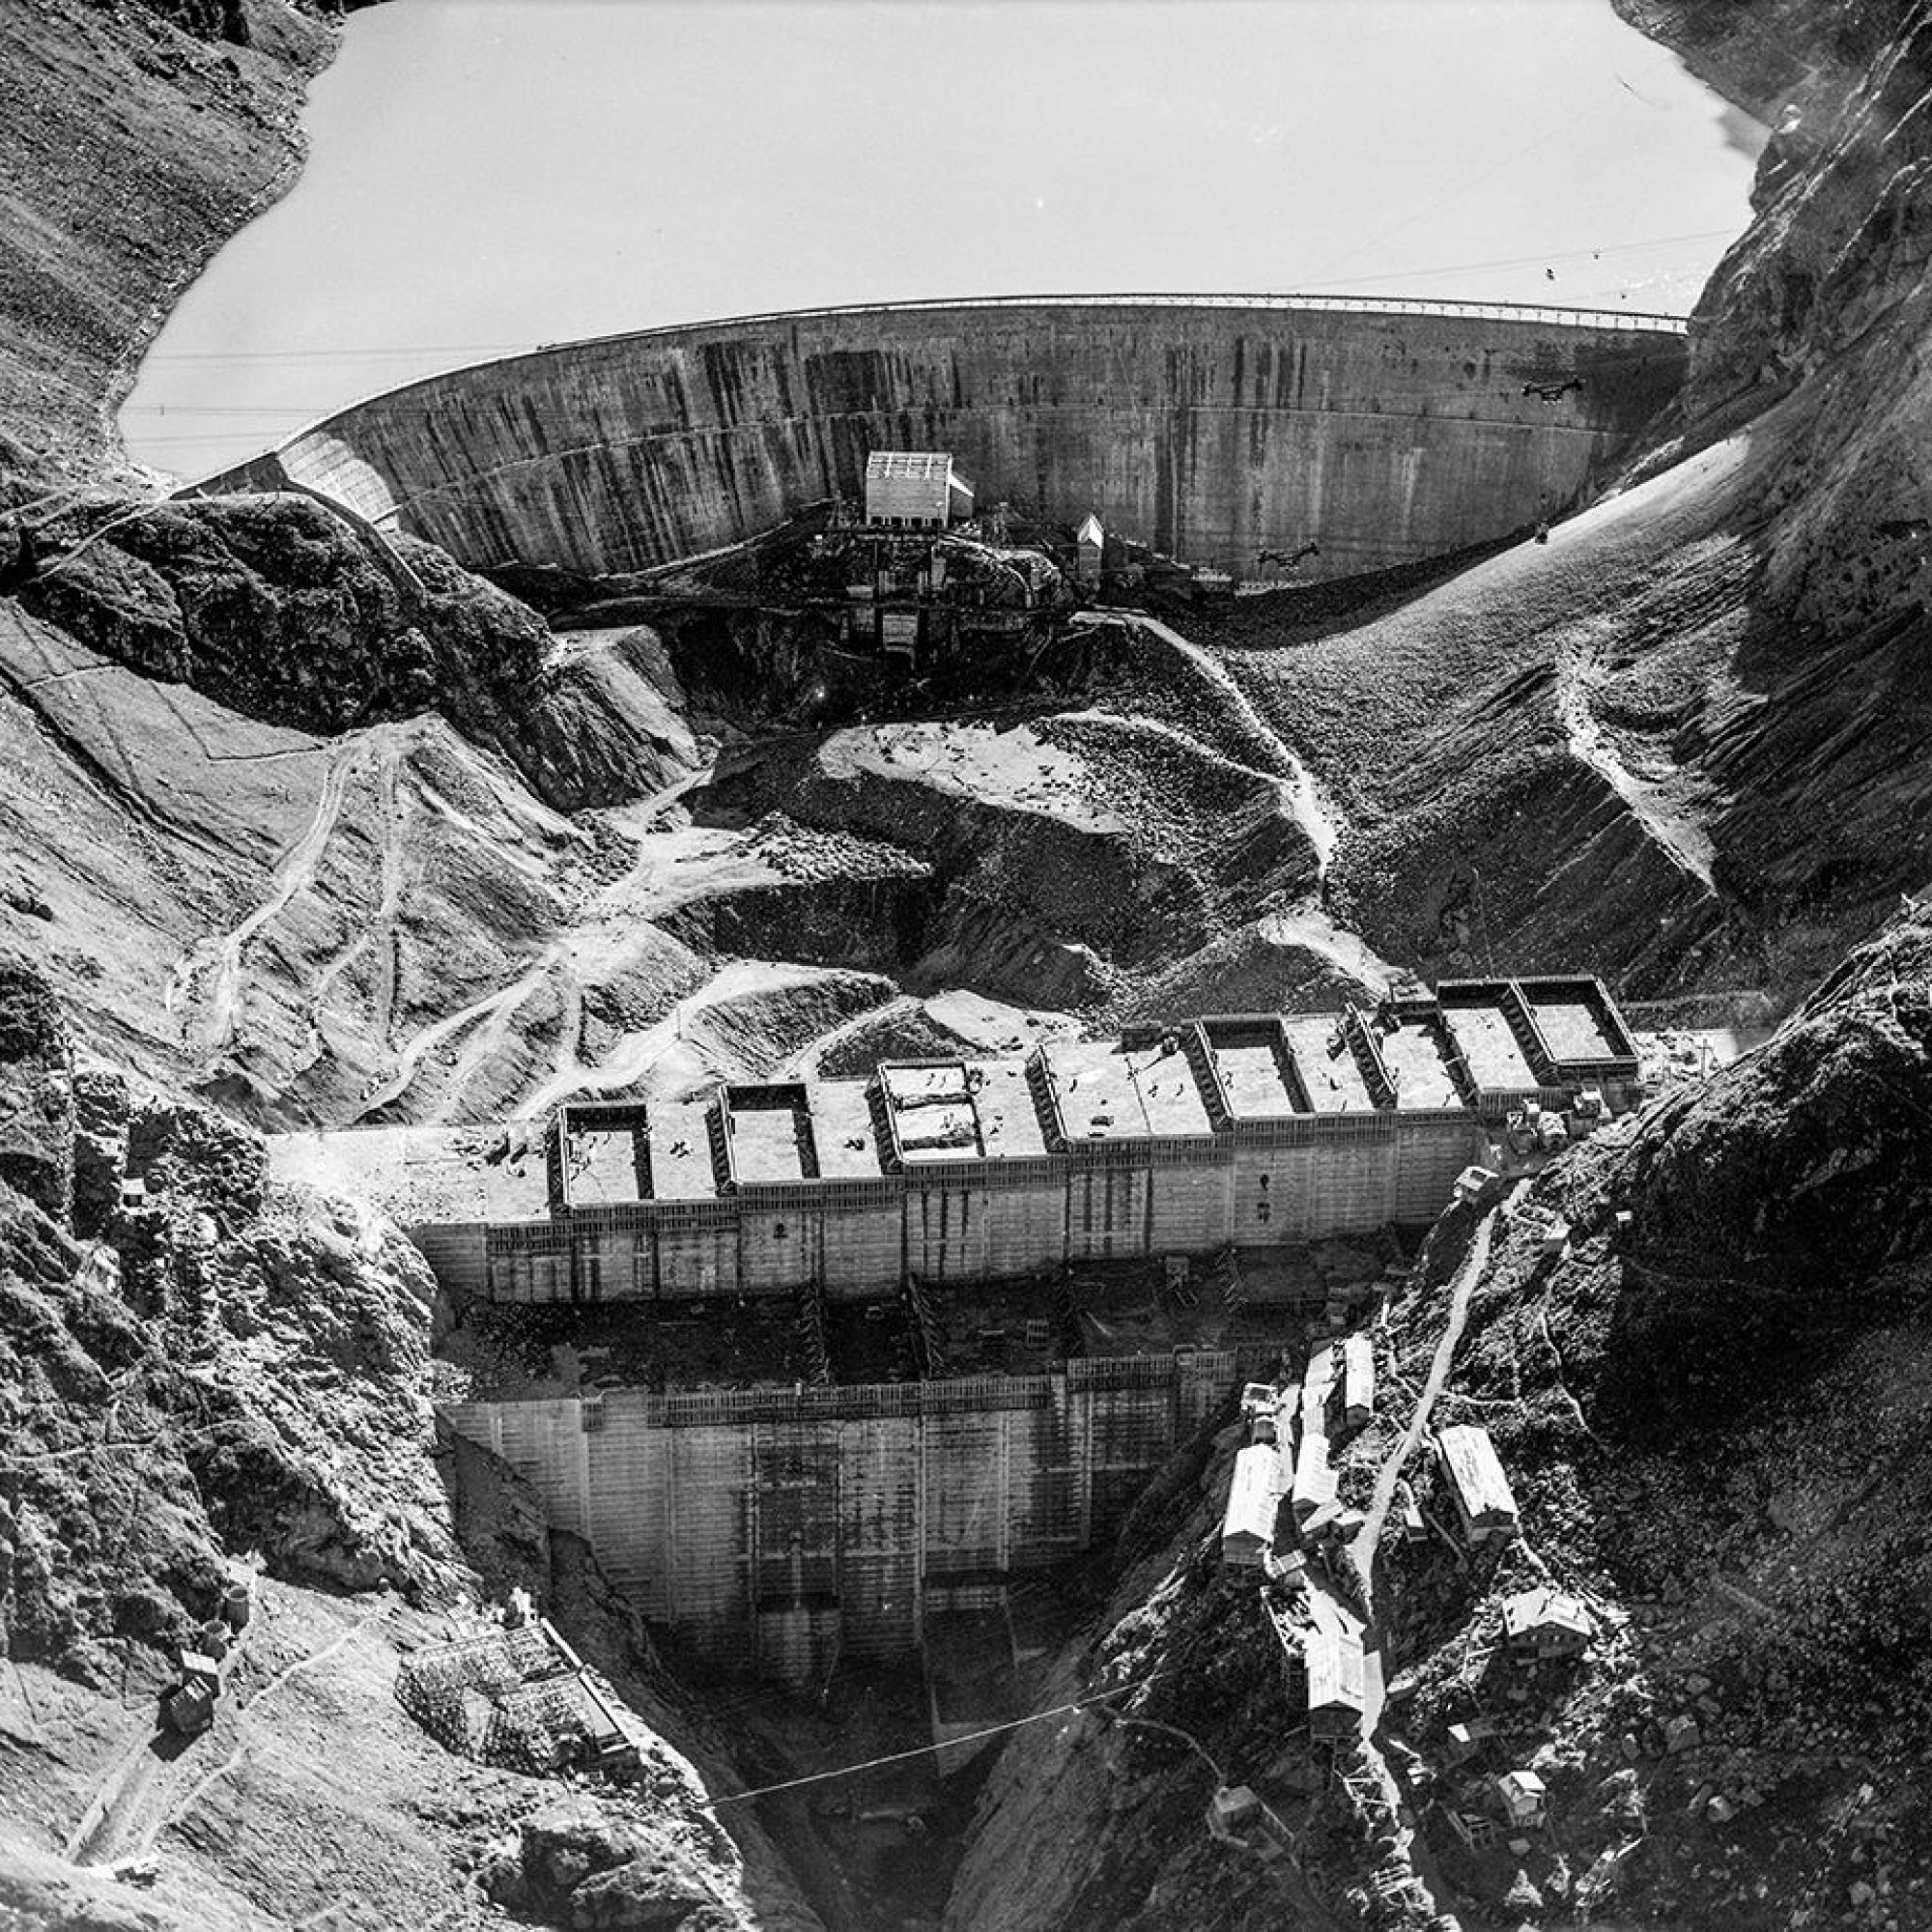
(66, 1581, 381, 1872)
(1297, 1197, 1506, 1918)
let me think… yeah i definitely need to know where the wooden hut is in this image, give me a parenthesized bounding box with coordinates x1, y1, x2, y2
(1221, 1443, 1283, 1568)
(1304, 1627, 1365, 1739)
(1338, 1334, 1375, 1429)
(1435, 1424, 1519, 1548)
(1290, 1424, 1337, 1526)
(1495, 1768, 1548, 1828)
(1501, 1585, 1593, 1659)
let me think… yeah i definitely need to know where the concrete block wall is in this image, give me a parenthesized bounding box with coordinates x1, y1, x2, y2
(666, 1426, 754, 1662)
(1392, 1119, 1484, 1222)
(1307, 1131, 1401, 1234)
(923, 1403, 1011, 1576)
(979, 1180, 1069, 1280)
(472, 1114, 1487, 1305)
(835, 1414, 922, 1658)
(1148, 1159, 1235, 1254)
(444, 1350, 1236, 1680)
(580, 1226, 647, 1300)
(413, 1222, 488, 1299)
(652, 1213, 739, 1296)
(740, 1209, 820, 1295)
(1065, 1166, 1149, 1260)
(821, 1203, 903, 1299)
(202, 298, 1685, 583)
(1230, 1141, 1322, 1245)
(905, 1183, 991, 1283)
(579, 1397, 666, 1605)
(750, 1421, 841, 1605)
(756, 1604, 841, 1685)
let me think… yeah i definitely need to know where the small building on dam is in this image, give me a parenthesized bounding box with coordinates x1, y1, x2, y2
(275, 976, 1639, 1685)
(193, 294, 1687, 585)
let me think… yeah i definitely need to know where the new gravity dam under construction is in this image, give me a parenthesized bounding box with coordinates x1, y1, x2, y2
(212, 293, 1686, 1713)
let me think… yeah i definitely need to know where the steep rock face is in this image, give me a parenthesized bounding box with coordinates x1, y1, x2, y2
(488, 1792, 801, 1932)
(0, 985, 464, 1670)
(1618, 0, 1932, 424)
(0, 1, 381, 493)
(1223, 12, 1932, 1001)
(16, 494, 560, 781)
(1357, 906, 1932, 1927)
(1204, 1, 1932, 1005)
(0, 969, 824, 1931)
(946, 1439, 1350, 1932)
(953, 910, 1932, 1932)
(1622, 909, 1932, 1289)
(1617, 0, 1932, 654)
(0, 963, 75, 1225)
(1476, 903, 1932, 1432)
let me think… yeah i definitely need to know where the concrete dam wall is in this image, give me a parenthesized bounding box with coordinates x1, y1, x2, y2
(447, 1352, 1238, 1680)
(199, 295, 1687, 582)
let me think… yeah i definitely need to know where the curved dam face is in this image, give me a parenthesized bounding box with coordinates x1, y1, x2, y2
(201, 297, 1687, 582)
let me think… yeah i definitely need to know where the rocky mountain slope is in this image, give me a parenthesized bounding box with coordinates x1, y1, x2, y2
(8, 0, 1928, 1131)
(1203, 0, 1932, 1004)
(0, 0, 384, 495)
(2, 0, 1932, 1925)
(0, 6, 1371, 1121)
(0, 959, 822, 1930)
(952, 903, 1932, 1931)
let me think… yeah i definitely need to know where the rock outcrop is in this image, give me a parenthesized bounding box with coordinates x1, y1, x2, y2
(1214, 0, 1932, 1004)
(13, 492, 585, 802)
(1359, 903, 1932, 1926)
(949, 909, 1932, 1932)
(0, 974, 460, 1671)
(0, 1, 385, 495)
(0, 965, 824, 1929)
(1617, 0, 1932, 427)
(0, 964, 75, 1225)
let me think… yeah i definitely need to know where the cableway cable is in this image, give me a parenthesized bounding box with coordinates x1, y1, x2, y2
(696, 1666, 1181, 1810)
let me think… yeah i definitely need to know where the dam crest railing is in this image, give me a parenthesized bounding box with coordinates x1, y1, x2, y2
(520, 291, 1689, 355)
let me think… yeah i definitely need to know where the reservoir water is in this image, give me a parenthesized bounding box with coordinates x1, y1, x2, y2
(122, 0, 1765, 481)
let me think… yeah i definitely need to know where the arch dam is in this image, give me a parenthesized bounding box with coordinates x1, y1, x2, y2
(194, 294, 1687, 582)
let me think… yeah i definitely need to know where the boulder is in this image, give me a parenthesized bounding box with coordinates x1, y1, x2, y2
(512, 1795, 729, 1930)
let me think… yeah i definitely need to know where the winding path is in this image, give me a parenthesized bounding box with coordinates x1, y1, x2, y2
(154, 1608, 382, 1857)
(164, 735, 366, 1051)
(779, 992, 919, 1079)
(1351, 1200, 1503, 1593)
(1065, 609, 1414, 998)
(1070, 610, 1344, 873)
(515, 957, 851, 1118)
(352, 942, 563, 1121)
